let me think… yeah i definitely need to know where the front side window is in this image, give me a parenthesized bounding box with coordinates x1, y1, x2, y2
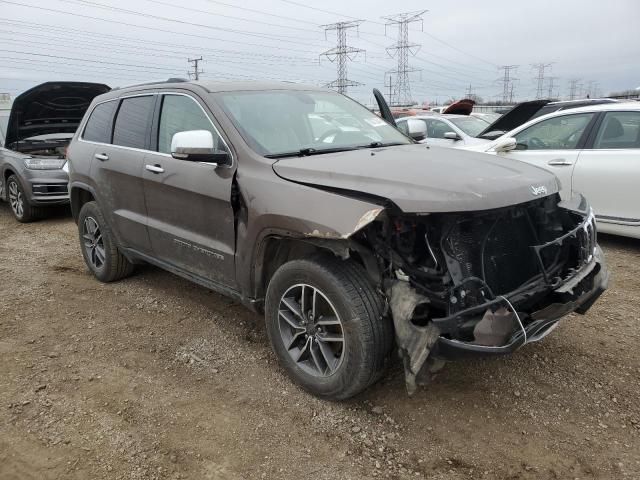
(83, 101, 117, 144)
(215, 90, 411, 157)
(424, 119, 453, 139)
(593, 111, 640, 149)
(0, 114, 8, 146)
(158, 95, 226, 154)
(514, 113, 594, 150)
(112, 96, 154, 149)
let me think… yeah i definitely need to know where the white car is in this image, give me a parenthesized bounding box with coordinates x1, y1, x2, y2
(396, 114, 491, 147)
(463, 102, 640, 239)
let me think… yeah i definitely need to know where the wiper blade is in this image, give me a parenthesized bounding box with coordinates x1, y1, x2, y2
(359, 141, 406, 149)
(265, 146, 358, 159)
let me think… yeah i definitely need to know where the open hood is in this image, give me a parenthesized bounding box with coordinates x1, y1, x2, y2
(5, 81, 110, 148)
(477, 99, 550, 139)
(442, 98, 475, 115)
(272, 144, 558, 213)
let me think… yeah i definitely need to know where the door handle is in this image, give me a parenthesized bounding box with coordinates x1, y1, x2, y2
(548, 158, 573, 166)
(145, 164, 165, 174)
(94, 153, 109, 161)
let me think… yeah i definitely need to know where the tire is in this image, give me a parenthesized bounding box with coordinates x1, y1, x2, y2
(265, 255, 393, 400)
(6, 175, 45, 223)
(77, 201, 134, 282)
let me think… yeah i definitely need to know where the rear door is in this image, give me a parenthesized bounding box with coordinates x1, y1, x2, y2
(573, 110, 640, 225)
(87, 94, 154, 252)
(498, 112, 597, 198)
(142, 92, 237, 287)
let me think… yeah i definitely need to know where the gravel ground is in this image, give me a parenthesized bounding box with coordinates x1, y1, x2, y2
(1, 202, 639, 480)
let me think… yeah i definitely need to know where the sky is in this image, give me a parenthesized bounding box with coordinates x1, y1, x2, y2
(0, 0, 638, 106)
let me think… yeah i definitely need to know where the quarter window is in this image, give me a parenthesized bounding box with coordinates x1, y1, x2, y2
(112, 96, 154, 149)
(157, 95, 225, 154)
(514, 113, 594, 150)
(593, 111, 640, 149)
(83, 101, 117, 144)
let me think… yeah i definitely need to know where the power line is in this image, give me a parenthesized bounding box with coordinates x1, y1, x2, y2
(546, 76, 559, 99)
(383, 11, 426, 106)
(320, 21, 366, 94)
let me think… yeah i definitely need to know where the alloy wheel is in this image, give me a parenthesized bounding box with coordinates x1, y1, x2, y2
(8, 180, 24, 218)
(278, 284, 345, 377)
(82, 216, 106, 269)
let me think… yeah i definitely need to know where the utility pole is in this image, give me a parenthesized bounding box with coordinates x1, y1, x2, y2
(532, 62, 553, 99)
(498, 65, 518, 104)
(546, 76, 558, 99)
(383, 10, 426, 106)
(568, 78, 580, 100)
(319, 21, 365, 95)
(188, 57, 203, 80)
(385, 75, 394, 105)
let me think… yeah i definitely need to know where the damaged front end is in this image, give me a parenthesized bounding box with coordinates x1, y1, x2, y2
(357, 193, 609, 394)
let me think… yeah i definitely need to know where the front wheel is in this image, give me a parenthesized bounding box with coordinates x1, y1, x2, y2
(265, 256, 392, 400)
(6, 175, 43, 223)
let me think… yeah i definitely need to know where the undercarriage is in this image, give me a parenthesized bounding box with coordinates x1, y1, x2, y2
(358, 194, 609, 393)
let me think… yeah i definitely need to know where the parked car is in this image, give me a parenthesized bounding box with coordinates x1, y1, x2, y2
(396, 114, 491, 147)
(67, 79, 608, 399)
(463, 102, 640, 239)
(0, 82, 109, 222)
(476, 98, 623, 141)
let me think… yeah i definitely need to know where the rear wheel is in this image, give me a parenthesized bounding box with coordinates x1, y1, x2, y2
(78, 201, 134, 282)
(265, 256, 392, 400)
(6, 175, 44, 223)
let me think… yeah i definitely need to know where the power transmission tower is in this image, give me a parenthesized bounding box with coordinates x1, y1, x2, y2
(383, 10, 426, 106)
(498, 65, 518, 103)
(319, 21, 365, 95)
(188, 57, 203, 80)
(532, 62, 553, 99)
(568, 78, 580, 100)
(465, 84, 475, 99)
(546, 76, 559, 99)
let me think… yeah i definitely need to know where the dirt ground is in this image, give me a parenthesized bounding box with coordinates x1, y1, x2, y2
(0, 202, 639, 480)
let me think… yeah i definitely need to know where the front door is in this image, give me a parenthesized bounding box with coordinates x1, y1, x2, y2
(498, 112, 597, 199)
(142, 93, 237, 288)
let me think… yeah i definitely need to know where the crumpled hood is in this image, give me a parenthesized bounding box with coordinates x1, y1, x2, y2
(5, 81, 110, 147)
(272, 144, 559, 213)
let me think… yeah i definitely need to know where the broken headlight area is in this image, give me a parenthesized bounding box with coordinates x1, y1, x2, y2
(359, 194, 607, 394)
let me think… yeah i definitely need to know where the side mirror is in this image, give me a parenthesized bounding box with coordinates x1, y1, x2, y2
(406, 118, 427, 141)
(444, 131, 461, 141)
(171, 130, 232, 166)
(493, 137, 517, 153)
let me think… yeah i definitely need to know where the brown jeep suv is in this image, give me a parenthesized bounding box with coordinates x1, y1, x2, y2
(67, 79, 608, 399)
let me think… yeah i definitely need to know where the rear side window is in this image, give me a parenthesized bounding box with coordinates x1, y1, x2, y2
(83, 101, 117, 143)
(593, 111, 640, 149)
(113, 96, 154, 149)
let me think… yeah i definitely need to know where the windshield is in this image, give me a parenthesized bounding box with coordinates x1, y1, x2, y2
(215, 90, 411, 157)
(448, 116, 490, 137)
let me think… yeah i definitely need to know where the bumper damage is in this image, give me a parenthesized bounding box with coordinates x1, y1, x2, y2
(372, 195, 609, 394)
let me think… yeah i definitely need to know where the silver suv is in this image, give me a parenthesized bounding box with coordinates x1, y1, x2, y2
(67, 79, 608, 399)
(0, 82, 109, 222)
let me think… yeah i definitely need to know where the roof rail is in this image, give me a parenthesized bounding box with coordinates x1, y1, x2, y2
(113, 78, 189, 90)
